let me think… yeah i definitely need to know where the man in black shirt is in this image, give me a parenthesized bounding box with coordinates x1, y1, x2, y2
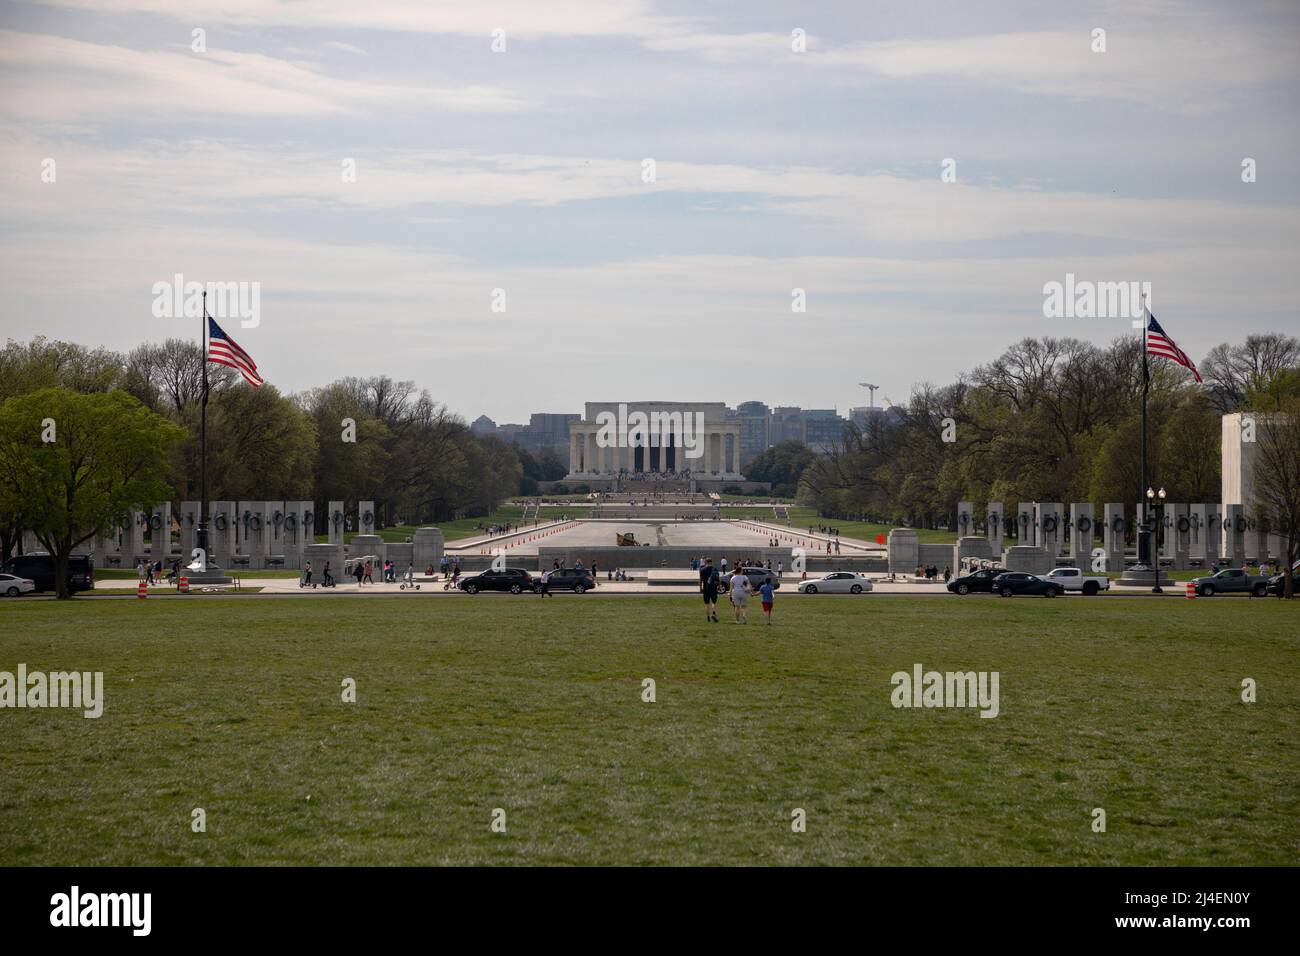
(700, 558, 719, 623)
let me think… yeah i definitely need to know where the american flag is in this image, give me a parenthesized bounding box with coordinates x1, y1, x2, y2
(207, 316, 263, 388)
(1145, 311, 1202, 384)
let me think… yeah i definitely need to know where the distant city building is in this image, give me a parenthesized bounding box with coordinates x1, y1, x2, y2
(735, 401, 771, 465)
(474, 401, 887, 460)
(800, 408, 846, 454)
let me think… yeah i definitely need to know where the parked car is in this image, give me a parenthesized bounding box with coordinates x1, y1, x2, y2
(1189, 567, 1270, 597)
(946, 567, 1008, 595)
(718, 566, 781, 594)
(991, 572, 1064, 597)
(536, 568, 596, 594)
(0, 553, 94, 593)
(797, 571, 873, 594)
(1041, 567, 1111, 595)
(459, 568, 535, 594)
(0, 573, 36, 597)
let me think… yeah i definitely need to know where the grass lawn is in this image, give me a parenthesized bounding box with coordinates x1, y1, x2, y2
(0, 596, 1295, 866)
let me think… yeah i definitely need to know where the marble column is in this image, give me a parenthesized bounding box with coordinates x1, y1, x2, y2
(570, 432, 580, 475)
(1224, 504, 1246, 565)
(1205, 504, 1221, 565)
(1103, 503, 1126, 573)
(986, 502, 1004, 555)
(1068, 503, 1094, 567)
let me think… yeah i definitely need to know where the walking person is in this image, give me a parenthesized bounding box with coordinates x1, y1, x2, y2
(700, 558, 719, 623)
(405, 562, 415, 588)
(759, 578, 775, 625)
(323, 561, 334, 587)
(302, 560, 313, 588)
(943, 565, 952, 585)
(729, 567, 751, 624)
(540, 566, 553, 597)
(354, 561, 365, 587)
(363, 559, 374, 584)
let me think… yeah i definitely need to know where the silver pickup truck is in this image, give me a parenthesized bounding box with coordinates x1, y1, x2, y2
(1042, 567, 1111, 595)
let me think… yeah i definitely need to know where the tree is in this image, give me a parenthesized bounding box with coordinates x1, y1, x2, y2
(746, 441, 816, 498)
(1249, 404, 1300, 598)
(1201, 334, 1300, 414)
(0, 388, 184, 598)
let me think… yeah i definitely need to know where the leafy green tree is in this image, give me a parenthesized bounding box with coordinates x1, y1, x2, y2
(0, 388, 183, 598)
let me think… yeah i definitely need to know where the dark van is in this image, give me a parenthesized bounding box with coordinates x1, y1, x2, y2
(0, 553, 95, 593)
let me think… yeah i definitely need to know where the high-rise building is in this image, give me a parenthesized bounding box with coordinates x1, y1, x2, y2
(735, 401, 771, 465)
(801, 409, 846, 454)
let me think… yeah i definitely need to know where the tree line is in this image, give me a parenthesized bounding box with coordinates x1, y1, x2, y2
(0, 337, 569, 579)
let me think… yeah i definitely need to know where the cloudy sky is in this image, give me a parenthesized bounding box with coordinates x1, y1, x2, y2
(1, 0, 1298, 423)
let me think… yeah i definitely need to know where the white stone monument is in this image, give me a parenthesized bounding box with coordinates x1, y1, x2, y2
(328, 500, 346, 546)
(1103, 503, 1126, 574)
(986, 502, 1004, 555)
(1068, 503, 1094, 567)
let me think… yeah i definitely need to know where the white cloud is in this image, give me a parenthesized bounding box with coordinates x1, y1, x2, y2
(0, 30, 531, 121)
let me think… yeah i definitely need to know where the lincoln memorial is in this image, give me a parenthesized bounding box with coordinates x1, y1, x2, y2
(565, 401, 744, 485)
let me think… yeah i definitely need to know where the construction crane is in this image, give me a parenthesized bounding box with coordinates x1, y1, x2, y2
(858, 382, 878, 409)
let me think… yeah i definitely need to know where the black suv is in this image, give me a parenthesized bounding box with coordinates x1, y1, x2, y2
(946, 567, 1007, 595)
(459, 568, 535, 594)
(0, 553, 95, 593)
(718, 566, 780, 594)
(536, 568, 597, 594)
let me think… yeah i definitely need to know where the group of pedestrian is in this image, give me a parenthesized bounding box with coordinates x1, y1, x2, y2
(915, 564, 952, 583)
(698, 559, 775, 626)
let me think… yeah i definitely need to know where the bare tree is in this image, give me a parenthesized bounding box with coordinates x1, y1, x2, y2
(1251, 403, 1300, 598)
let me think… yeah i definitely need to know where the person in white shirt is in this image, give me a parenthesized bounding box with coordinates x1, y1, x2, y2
(729, 569, 750, 624)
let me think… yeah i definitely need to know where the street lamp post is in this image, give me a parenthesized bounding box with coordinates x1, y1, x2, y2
(1147, 486, 1167, 593)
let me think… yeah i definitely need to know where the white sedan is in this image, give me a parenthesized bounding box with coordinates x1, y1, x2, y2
(0, 573, 36, 597)
(797, 571, 873, 594)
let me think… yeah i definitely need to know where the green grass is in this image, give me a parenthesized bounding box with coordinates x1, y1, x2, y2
(1, 596, 1295, 866)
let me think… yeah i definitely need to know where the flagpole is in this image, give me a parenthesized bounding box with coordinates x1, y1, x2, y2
(197, 291, 209, 567)
(1139, 297, 1151, 570)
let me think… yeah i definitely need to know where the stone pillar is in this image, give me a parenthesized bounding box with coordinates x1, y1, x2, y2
(1205, 504, 1221, 566)
(1167, 502, 1189, 570)
(1015, 502, 1034, 545)
(732, 432, 742, 475)
(986, 502, 1004, 556)
(210, 501, 236, 563)
(358, 500, 376, 536)
(413, 527, 445, 573)
(570, 432, 579, 475)
(236, 500, 264, 569)
(1242, 515, 1260, 564)
(1035, 502, 1063, 557)
(265, 501, 285, 563)
(149, 502, 171, 560)
(328, 500, 345, 545)
(1224, 504, 1246, 565)
(127, 510, 147, 563)
(303, 543, 344, 583)
(179, 501, 199, 560)
(1068, 503, 1094, 567)
(1103, 503, 1126, 574)
(1189, 504, 1208, 565)
(954, 535, 993, 573)
(956, 501, 974, 539)
(887, 528, 919, 574)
